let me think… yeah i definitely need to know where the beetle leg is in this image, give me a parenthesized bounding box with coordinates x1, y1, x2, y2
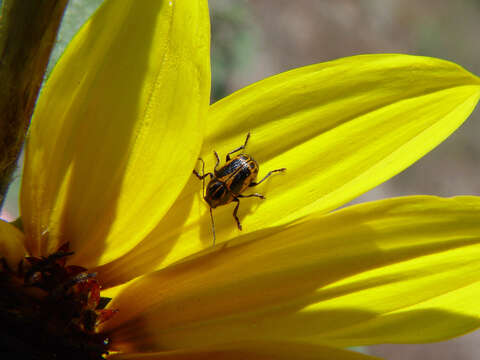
(237, 193, 265, 199)
(193, 157, 214, 180)
(192, 170, 213, 180)
(226, 132, 251, 161)
(193, 157, 214, 199)
(232, 198, 242, 230)
(193, 170, 213, 198)
(213, 151, 220, 172)
(249, 168, 286, 187)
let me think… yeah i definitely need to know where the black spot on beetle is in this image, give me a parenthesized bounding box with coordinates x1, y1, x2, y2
(230, 167, 251, 194)
(209, 181, 226, 200)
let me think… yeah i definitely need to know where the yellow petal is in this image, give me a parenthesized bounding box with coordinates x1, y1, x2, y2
(95, 55, 480, 287)
(21, 0, 211, 265)
(0, 220, 25, 268)
(95, 55, 480, 285)
(204, 54, 480, 232)
(104, 196, 480, 349)
(109, 342, 378, 360)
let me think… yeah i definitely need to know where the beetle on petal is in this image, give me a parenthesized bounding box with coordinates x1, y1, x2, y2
(194, 132, 286, 245)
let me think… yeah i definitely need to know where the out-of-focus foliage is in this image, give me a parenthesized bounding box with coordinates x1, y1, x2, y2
(210, 0, 256, 101)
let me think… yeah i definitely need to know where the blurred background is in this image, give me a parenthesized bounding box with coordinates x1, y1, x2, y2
(2, 0, 480, 358)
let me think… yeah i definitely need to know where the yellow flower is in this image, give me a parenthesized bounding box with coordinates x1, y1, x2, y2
(1, 0, 480, 359)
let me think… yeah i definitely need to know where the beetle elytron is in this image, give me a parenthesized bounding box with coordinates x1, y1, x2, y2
(193, 132, 286, 245)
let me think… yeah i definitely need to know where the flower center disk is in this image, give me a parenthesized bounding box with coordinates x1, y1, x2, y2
(0, 243, 117, 359)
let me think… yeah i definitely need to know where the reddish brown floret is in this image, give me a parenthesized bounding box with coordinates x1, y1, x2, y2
(0, 243, 117, 359)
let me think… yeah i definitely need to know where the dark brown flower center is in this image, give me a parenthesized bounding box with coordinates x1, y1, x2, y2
(0, 243, 116, 359)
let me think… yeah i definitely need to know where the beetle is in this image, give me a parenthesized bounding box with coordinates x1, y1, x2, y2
(193, 132, 286, 245)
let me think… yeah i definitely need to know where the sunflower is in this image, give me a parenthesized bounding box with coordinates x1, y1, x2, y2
(1, 0, 480, 359)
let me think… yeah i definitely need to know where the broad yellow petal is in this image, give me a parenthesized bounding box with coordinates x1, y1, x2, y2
(110, 342, 377, 360)
(0, 220, 25, 268)
(104, 196, 480, 349)
(95, 55, 480, 287)
(21, 0, 211, 266)
(204, 54, 480, 233)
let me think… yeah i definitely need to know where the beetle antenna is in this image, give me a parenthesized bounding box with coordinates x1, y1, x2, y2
(244, 131, 250, 149)
(199, 157, 206, 197)
(210, 207, 216, 246)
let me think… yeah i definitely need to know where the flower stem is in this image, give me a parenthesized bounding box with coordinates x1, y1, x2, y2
(0, 0, 69, 208)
